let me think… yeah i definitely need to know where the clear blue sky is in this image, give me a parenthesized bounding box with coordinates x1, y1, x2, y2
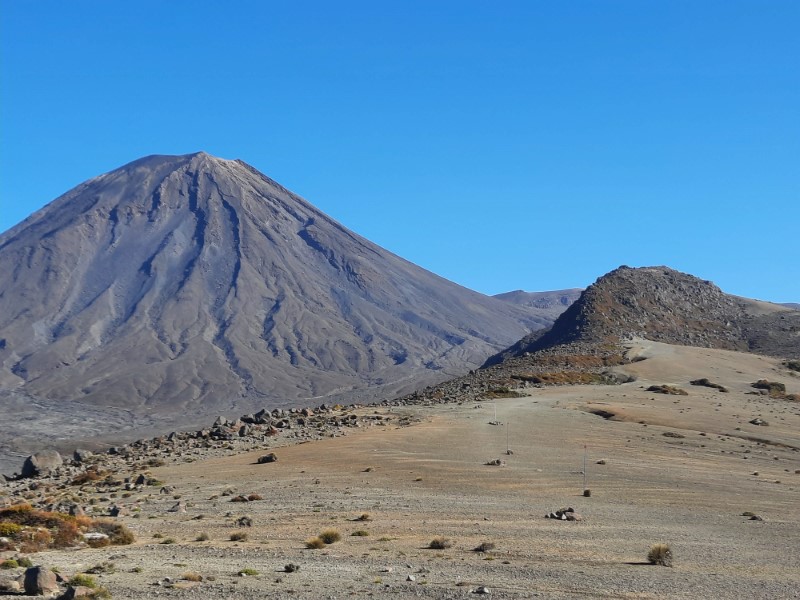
(1, 1, 798, 301)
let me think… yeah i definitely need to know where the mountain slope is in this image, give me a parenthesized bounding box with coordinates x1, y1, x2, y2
(484, 266, 800, 366)
(493, 288, 582, 321)
(0, 152, 559, 422)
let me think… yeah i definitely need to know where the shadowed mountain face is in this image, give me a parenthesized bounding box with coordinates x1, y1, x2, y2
(485, 266, 800, 366)
(0, 153, 560, 426)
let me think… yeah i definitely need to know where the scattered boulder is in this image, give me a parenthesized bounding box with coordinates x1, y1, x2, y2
(21, 450, 63, 478)
(545, 507, 582, 521)
(58, 585, 98, 599)
(23, 566, 60, 596)
(72, 449, 93, 463)
(257, 453, 278, 464)
(167, 501, 186, 513)
(0, 576, 21, 594)
(484, 459, 505, 466)
(749, 418, 768, 426)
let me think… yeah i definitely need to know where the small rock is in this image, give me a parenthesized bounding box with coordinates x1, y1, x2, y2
(473, 586, 490, 594)
(257, 453, 278, 464)
(407, 575, 416, 582)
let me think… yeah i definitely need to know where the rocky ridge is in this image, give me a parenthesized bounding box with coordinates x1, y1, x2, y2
(484, 265, 800, 367)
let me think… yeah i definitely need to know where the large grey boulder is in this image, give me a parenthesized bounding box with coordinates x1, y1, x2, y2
(21, 450, 63, 478)
(23, 566, 60, 596)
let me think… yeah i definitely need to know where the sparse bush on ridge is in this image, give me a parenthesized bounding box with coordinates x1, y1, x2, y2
(305, 537, 326, 549)
(428, 537, 453, 549)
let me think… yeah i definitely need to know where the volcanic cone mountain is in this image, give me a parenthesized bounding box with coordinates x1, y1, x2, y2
(0, 153, 562, 443)
(484, 265, 800, 367)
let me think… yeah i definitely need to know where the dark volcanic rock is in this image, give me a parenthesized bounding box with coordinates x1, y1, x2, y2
(23, 566, 59, 596)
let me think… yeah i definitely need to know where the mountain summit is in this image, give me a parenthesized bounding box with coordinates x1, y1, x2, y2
(0, 153, 559, 424)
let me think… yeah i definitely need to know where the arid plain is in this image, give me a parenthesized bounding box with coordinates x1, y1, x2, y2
(7, 340, 798, 599)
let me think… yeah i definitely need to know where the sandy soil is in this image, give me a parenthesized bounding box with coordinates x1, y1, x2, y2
(5, 341, 800, 598)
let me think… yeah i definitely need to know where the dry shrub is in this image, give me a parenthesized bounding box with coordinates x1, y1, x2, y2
(90, 519, 135, 545)
(182, 572, 203, 582)
(0, 522, 22, 538)
(20, 528, 53, 553)
(87, 536, 111, 549)
(51, 518, 81, 548)
(428, 537, 452, 549)
(69, 573, 98, 588)
(319, 529, 341, 544)
(230, 532, 248, 542)
(305, 537, 325, 549)
(71, 470, 104, 486)
(473, 541, 495, 552)
(647, 543, 673, 567)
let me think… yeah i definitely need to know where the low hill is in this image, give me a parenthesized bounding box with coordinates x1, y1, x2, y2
(484, 266, 800, 367)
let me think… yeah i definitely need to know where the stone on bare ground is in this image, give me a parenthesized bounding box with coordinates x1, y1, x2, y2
(23, 566, 60, 596)
(21, 450, 63, 478)
(57, 586, 97, 599)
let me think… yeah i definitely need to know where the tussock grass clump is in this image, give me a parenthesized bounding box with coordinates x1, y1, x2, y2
(428, 537, 453, 549)
(355, 513, 371, 521)
(71, 469, 106, 486)
(91, 520, 135, 545)
(752, 380, 786, 397)
(238, 568, 258, 576)
(230, 532, 248, 542)
(69, 573, 98, 588)
(0, 558, 19, 569)
(305, 537, 326, 549)
(647, 543, 673, 567)
(195, 532, 210, 541)
(351, 530, 369, 537)
(0, 523, 22, 538)
(160, 537, 176, 545)
(784, 360, 800, 372)
(85, 562, 115, 574)
(319, 529, 341, 544)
